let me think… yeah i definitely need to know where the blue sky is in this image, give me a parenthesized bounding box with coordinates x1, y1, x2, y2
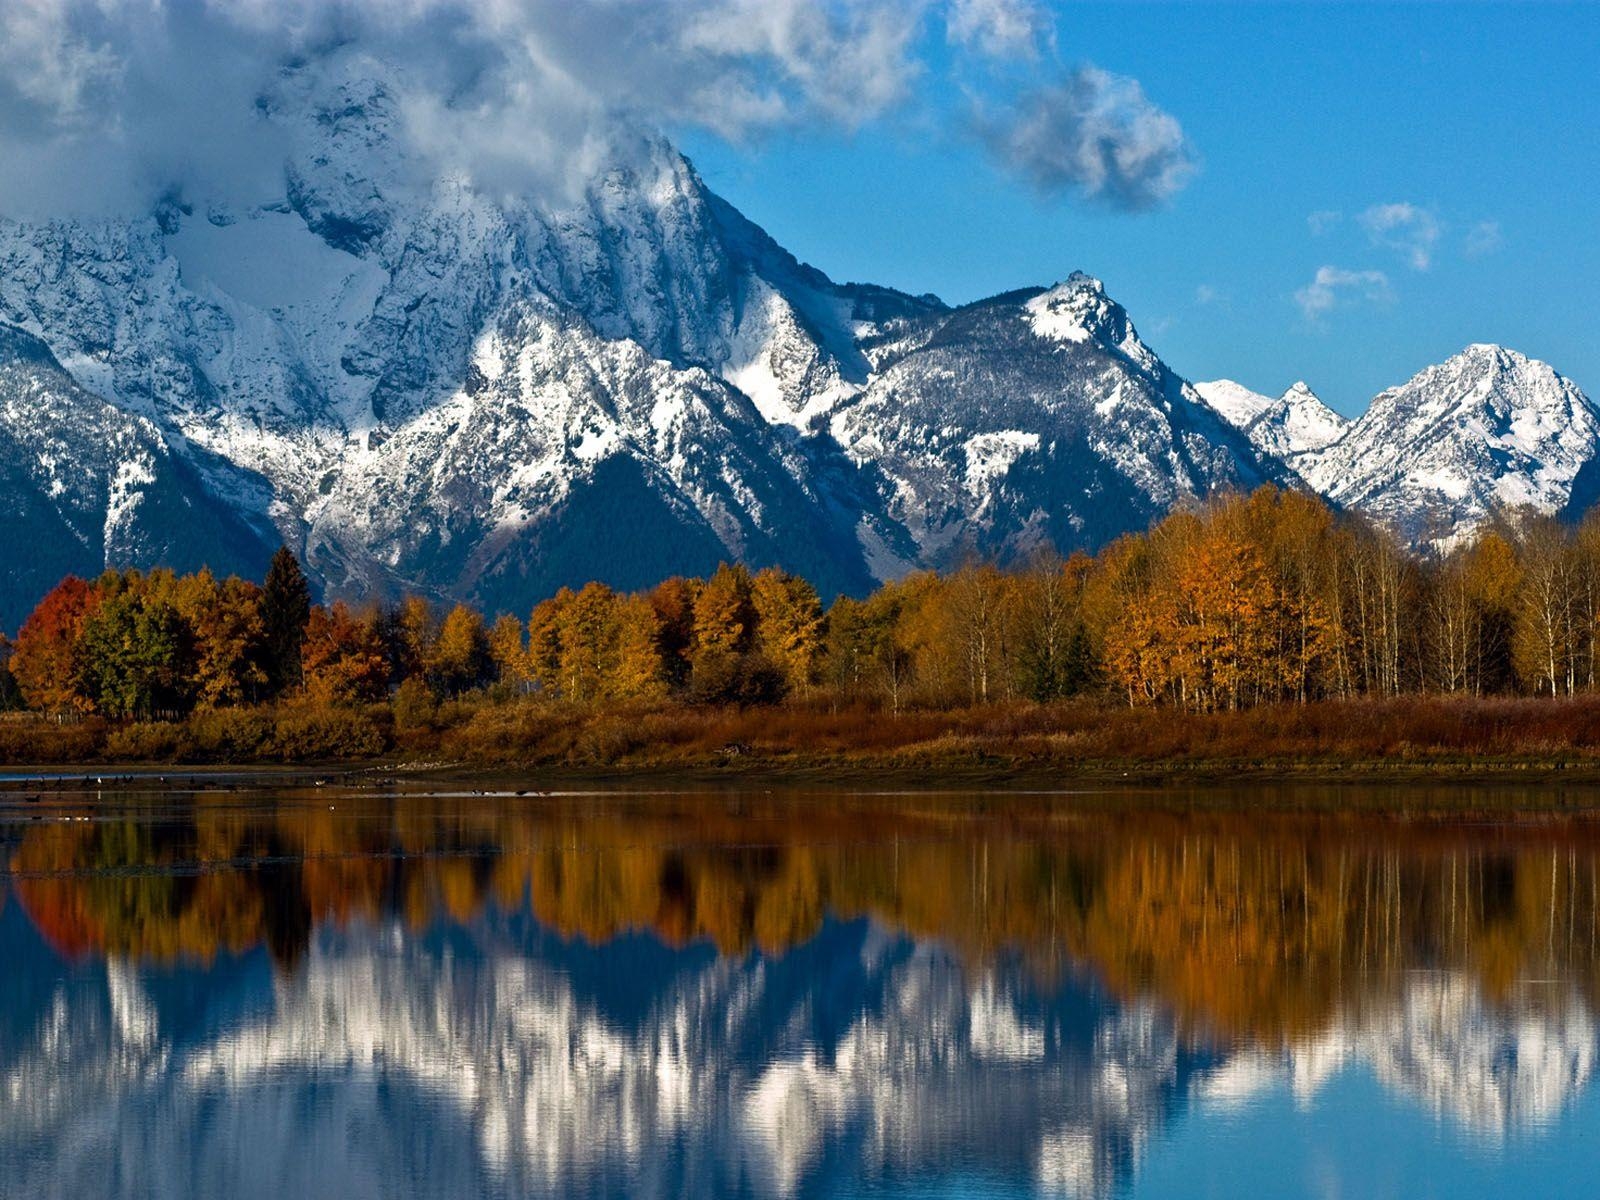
(679, 2, 1600, 415)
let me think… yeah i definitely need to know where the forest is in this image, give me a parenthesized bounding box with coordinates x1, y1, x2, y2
(8, 485, 1600, 766)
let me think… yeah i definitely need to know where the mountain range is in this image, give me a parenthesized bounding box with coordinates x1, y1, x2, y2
(0, 48, 1595, 628)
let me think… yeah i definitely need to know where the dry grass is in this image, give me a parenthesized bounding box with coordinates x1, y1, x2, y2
(7, 694, 1600, 771)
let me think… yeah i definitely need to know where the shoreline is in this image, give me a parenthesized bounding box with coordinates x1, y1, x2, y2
(10, 753, 1600, 798)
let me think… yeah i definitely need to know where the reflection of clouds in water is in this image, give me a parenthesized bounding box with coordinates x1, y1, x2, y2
(0, 922, 1186, 1200)
(1195, 972, 1597, 1137)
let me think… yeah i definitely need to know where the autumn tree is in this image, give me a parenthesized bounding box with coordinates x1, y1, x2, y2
(556, 582, 620, 703)
(690, 564, 759, 702)
(429, 603, 491, 696)
(11, 576, 99, 715)
(397, 596, 438, 681)
(527, 590, 568, 696)
(751, 568, 824, 694)
(488, 614, 530, 693)
(648, 576, 699, 691)
(301, 603, 388, 704)
(611, 594, 668, 700)
(176, 571, 269, 708)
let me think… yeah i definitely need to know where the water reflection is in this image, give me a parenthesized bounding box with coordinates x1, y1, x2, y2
(4, 785, 1600, 1198)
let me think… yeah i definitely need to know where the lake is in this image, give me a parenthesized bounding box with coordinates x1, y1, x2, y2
(4, 775, 1600, 1198)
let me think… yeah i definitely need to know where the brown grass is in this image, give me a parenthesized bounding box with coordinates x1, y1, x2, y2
(7, 694, 1600, 772)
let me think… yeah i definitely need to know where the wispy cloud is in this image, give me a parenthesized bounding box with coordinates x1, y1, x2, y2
(1295, 266, 1393, 321)
(974, 66, 1196, 211)
(1358, 202, 1441, 271)
(1307, 209, 1342, 236)
(946, 0, 1052, 59)
(1464, 219, 1503, 258)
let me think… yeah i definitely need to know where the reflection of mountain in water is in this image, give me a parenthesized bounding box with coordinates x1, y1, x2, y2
(0, 911, 1204, 1200)
(9, 795, 1600, 1197)
(1199, 973, 1596, 1137)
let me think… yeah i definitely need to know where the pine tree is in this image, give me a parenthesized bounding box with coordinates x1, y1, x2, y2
(261, 546, 311, 697)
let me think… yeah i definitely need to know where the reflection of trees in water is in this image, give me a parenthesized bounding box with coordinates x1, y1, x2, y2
(12, 801, 1600, 1039)
(6, 798, 1600, 1196)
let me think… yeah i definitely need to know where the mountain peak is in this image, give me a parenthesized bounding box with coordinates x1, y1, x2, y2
(1195, 380, 1275, 427)
(1298, 343, 1598, 541)
(1021, 272, 1164, 377)
(1196, 378, 1347, 461)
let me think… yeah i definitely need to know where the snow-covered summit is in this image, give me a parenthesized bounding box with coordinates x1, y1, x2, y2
(1196, 379, 1349, 462)
(1297, 344, 1600, 541)
(1194, 379, 1277, 428)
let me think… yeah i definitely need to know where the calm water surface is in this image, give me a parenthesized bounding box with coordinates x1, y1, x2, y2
(4, 776, 1600, 1198)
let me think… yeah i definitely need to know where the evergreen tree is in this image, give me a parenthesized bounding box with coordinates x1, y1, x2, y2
(261, 546, 311, 696)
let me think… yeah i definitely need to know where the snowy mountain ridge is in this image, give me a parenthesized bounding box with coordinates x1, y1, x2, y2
(0, 47, 1595, 624)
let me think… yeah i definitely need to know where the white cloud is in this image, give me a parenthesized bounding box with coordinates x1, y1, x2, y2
(975, 66, 1196, 211)
(0, 0, 1196, 220)
(946, 0, 1051, 59)
(1307, 209, 1341, 236)
(1465, 219, 1503, 258)
(1358, 202, 1441, 271)
(1295, 266, 1393, 321)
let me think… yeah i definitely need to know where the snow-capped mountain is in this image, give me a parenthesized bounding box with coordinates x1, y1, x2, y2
(1195, 379, 1348, 461)
(1295, 345, 1600, 542)
(831, 275, 1280, 572)
(2, 45, 1595, 623)
(0, 49, 1277, 624)
(0, 323, 277, 617)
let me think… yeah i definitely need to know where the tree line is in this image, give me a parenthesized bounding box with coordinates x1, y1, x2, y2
(8, 486, 1600, 721)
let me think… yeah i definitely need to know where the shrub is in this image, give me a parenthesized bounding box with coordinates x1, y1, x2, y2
(392, 677, 438, 732)
(105, 722, 182, 761)
(0, 714, 106, 764)
(179, 707, 276, 760)
(271, 705, 387, 761)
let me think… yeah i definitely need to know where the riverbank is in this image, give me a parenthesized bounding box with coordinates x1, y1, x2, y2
(7, 694, 1600, 783)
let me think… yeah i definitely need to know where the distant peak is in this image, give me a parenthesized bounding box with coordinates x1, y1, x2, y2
(1194, 379, 1276, 426)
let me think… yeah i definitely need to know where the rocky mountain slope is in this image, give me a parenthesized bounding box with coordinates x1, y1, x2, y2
(0, 49, 1280, 625)
(0, 324, 277, 619)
